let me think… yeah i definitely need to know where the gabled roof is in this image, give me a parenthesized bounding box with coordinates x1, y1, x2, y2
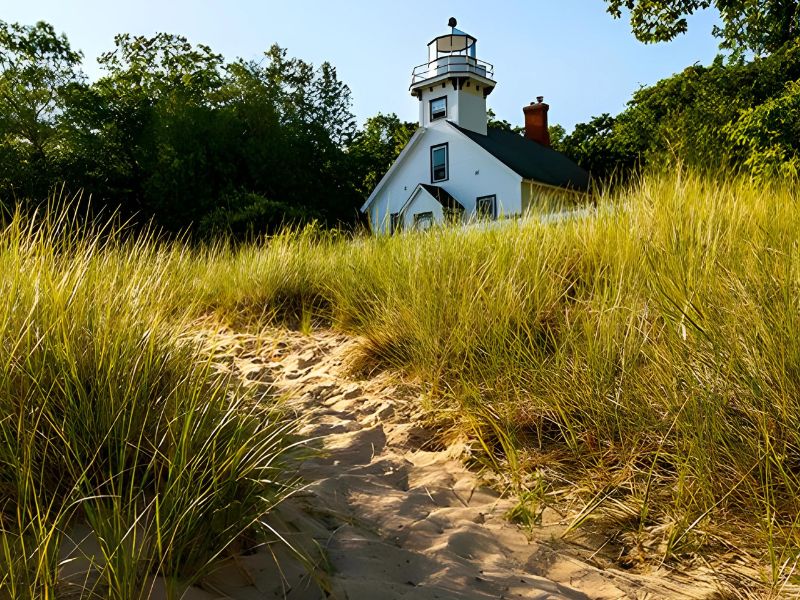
(418, 184, 464, 212)
(449, 123, 590, 192)
(398, 183, 464, 216)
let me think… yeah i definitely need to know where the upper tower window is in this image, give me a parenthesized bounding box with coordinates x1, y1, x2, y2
(430, 97, 447, 121)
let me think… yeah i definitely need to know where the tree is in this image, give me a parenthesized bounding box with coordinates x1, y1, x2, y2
(70, 33, 228, 225)
(0, 20, 83, 198)
(487, 108, 525, 134)
(222, 46, 360, 225)
(97, 33, 224, 102)
(724, 79, 800, 178)
(0, 22, 367, 235)
(555, 38, 800, 181)
(604, 0, 800, 58)
(555, 114, 640, 180)
(348, 113, 416, 197)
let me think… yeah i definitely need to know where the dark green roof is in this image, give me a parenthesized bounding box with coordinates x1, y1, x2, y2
(450, 123, 590, 192)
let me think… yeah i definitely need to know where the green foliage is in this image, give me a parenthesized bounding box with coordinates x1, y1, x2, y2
(0, 20, 83, 200)
(548, 123, 566, 148)
(558, 39, 800, 181)
(724, 79, 800, 177)
(487, 108, 525, 134)
(347, 112, 416, 196)
(97, 32, 225, 101)
(604, 0, 800, 58)
(199, 190, 321, 238)
(552, 113, 639, 181)
(0, 23, 366, 237)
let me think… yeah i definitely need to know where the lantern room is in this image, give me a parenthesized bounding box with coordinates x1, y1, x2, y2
(410, 18, 495, 135)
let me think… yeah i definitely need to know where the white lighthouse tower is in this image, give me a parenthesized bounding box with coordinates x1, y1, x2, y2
(410, 18, 495, 135)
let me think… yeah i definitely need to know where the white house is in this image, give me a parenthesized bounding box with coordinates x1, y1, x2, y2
(361, 18, 590, 234)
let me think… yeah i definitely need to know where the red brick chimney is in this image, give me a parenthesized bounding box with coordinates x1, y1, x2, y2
(523, 96, 550, 147)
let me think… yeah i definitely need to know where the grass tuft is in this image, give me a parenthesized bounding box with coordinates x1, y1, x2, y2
(0, 205, 300, 599)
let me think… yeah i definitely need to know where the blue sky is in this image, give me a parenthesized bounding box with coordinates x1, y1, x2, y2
(0, 1, 722, 131)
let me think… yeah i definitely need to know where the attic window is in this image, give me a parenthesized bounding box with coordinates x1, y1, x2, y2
(430, 143, 449, 182)
(430, 97, 447, 121)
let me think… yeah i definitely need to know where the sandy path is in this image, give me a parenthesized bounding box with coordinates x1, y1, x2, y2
(187, 327, 725, 600)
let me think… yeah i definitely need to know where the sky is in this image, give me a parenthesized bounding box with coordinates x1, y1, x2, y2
(0, 1, 723, 131)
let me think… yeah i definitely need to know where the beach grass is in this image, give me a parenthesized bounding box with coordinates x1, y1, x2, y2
(0, 205, 299, 599)
(3, 170, 800, 594)
(197, 171, 800, 582)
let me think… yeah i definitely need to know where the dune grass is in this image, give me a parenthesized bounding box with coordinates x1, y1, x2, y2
(3, 170, 800, 594)
(0, 207, 300, 599)
(196, 171, 800, 584)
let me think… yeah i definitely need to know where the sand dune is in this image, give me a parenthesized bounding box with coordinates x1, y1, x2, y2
(59, 326, 738, 599)
(182, 327, 728, 600)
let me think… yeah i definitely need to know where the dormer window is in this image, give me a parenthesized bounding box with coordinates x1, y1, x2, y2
(430, 97, 447, 121)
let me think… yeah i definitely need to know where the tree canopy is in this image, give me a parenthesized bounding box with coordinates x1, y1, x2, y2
(0, 21, 408, 237)
(553, 38, 800, 181)
(0, 21, 83, 197)
(604, 0, 800, 58)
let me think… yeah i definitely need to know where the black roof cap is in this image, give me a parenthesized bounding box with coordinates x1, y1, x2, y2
(450, 123, 590, 192)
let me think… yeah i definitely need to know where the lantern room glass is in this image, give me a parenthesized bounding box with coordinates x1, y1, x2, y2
(411, 27, 494, 86)
(427, 30, 477, 64)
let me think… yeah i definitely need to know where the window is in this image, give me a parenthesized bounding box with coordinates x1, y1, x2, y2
(429, 96, 447, 121)
(414, 211, 434, 230)
(476, 195, 497, 220)
(430, 143, 448, 183)
(389, 212, 401, 234)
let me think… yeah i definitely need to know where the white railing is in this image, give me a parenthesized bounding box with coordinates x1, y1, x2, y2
(411, 56, 494, 85)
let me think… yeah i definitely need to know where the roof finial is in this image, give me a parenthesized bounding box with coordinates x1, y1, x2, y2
(448, 17, 458, 29)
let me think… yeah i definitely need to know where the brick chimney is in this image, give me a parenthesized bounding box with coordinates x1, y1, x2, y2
(523, 96, 550, 147)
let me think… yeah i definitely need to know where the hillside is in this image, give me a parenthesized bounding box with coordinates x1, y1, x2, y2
(2, 172, 800, 598)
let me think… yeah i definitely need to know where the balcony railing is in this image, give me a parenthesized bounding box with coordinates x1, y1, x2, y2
(411, 55, 495, 85)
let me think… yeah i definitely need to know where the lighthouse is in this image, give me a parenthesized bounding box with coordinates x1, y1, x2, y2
(361, 19, 589, 234)
(410, 18, 495, 135)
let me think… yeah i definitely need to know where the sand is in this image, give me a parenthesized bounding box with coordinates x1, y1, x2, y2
(186, 327, 732, 600)
(59, 326, 742, 599)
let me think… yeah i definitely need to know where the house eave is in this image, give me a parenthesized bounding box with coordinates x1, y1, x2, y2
(409, 72, 496, 97)
(397, 183, 464, 218)
(522, 177, 591, 195)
